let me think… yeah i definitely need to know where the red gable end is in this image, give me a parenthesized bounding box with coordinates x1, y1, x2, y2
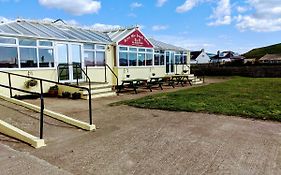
(118, 29, 153, 48)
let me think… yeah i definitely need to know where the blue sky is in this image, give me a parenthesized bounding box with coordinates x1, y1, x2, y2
(1, 0, 281, 54)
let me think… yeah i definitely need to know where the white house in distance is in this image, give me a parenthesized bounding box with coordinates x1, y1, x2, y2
(190, 49, 210, 64)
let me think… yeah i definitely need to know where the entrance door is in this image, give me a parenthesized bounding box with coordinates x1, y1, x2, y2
(166, 51, 175, 74)
(57, 43, 83, 82)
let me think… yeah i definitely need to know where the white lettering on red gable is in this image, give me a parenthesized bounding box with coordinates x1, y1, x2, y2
(119, 30, 153, 48)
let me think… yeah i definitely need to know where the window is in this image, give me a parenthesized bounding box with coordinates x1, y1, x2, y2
(154, 53, 160, 65)
(0, 37, 55, 69)
(0, 37, 16, 44)
(96, 51, 105, 66)
(119, 46, 154, 67)
(39, 48, 54, 67)
(39, 41, 53, 47)
(146, 53, 153, 66)
(20, 48, 37, 68)
(0, 46, 18, 68)
(154, 50, 165, 66)
(129, 52, 137, 66)
(138, 53, 145, 66)
(19, 39, 36, 46)
(38, 40, 54, 68)
(83, 44, 106, 67)
(84, 51, 95, 66)
(119, 52, 128, 66)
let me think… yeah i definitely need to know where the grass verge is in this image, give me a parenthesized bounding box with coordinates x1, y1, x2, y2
(119, 77, 281, 121)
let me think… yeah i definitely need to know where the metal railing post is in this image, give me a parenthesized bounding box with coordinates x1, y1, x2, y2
(75, 65, 79, 86)
(104, 64, 107, 83)
(39, 80, 44, 139)
(8, 73, 12, 98)
(88, 88, 92, 125)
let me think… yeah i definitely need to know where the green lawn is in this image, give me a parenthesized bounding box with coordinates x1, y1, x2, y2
(120, 77, 281, 121)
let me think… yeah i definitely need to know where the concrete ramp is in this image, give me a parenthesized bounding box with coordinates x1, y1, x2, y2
(0, 94, 95, 131)
(0, 120, 45, 148)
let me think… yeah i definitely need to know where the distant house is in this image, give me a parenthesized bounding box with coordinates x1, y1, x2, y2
(190, 49, 210, 64)
(259, 54, 281, 64)
(211, 51, 244, 64)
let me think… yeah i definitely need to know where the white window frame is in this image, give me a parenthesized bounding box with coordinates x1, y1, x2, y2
(117, 45, 155, 68)
(0, 36, 56, 70)
(83, 43, 106, 68)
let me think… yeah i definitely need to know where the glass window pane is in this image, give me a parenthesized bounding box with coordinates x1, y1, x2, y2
(0, 37, 16, 44)
(147, 49, 153, 52)
(138, 53, 145, 66)
(20, 48, 37, 68)
(146, 53, 153, 66)
(84, 51, 95, 66)
(138, 48, 145, 52)
(39, 49, 54, 67)
(129, 52, 137, 66)
(71, 45, 81, 64)
(0, 47, 18, 68)
(39, 41, 53, 47)
(119, 52, 128, 66)
(84, 44, 95, 50)
(154, 54, 160, 66)
(19, 39, 36, 46)
(175, 55, 181, 64)
(160, 50, 165, 54)
(96, 51, 105, 66)
(154, 50, 160, 53)
(119, 47, 128, 51)
(96, 45, 105, 50)
(160, 54, 165, 65)
(129, 48, 137, 52)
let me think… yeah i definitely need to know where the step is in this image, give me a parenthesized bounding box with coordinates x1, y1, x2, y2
(82, 91, 116, 99)
(79, 82, 109, 89)
(81, 87, 113, 95)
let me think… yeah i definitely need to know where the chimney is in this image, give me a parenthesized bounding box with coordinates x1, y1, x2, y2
(201, 48, 205, 53)
(217, 50, 220, 56)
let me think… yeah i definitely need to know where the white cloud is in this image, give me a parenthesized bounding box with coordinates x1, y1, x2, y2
(89, 23, 122, 32)
(152, 25, 169, 31)
(38, 0, 101, 16)
(236, 6, 248, 13)
(176, 0, 200, 13)
(156, 0, 167, 7)
(0, 16, 12, 23)
(130, 2, 142, 9)
(236, 0, 281, 32)
(208, 0, 231, 26)
(152, 34, 215, 51)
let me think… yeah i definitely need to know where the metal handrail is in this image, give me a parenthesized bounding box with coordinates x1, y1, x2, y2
(105, 64, 119, 88)
(0, 83, 45, 139)
(0, 70, 93, 125)
(85, 64, 119, 88)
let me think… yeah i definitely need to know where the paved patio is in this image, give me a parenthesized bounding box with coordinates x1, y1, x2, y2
(1, 77, 281, 175)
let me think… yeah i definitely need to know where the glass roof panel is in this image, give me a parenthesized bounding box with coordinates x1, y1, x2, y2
(45, 25, 78, 40)
(9, 23, 37, 36)
(0, 24, 20, 34)
(34, 23, 67, 39)
(20, 22, 51, 37)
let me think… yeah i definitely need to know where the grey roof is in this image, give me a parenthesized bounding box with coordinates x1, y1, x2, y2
(148, 38, 186, 52)
(0, 19, 112, 44)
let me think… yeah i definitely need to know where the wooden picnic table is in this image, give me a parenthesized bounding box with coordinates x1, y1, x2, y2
(117, 78, 148, 94)
(147, 77, 164, 92)
(171, 74, 193, 87)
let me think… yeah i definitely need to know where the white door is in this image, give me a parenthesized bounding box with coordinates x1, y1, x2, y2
(166, 51, 175, 74)
(57, 43, 83, 82)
